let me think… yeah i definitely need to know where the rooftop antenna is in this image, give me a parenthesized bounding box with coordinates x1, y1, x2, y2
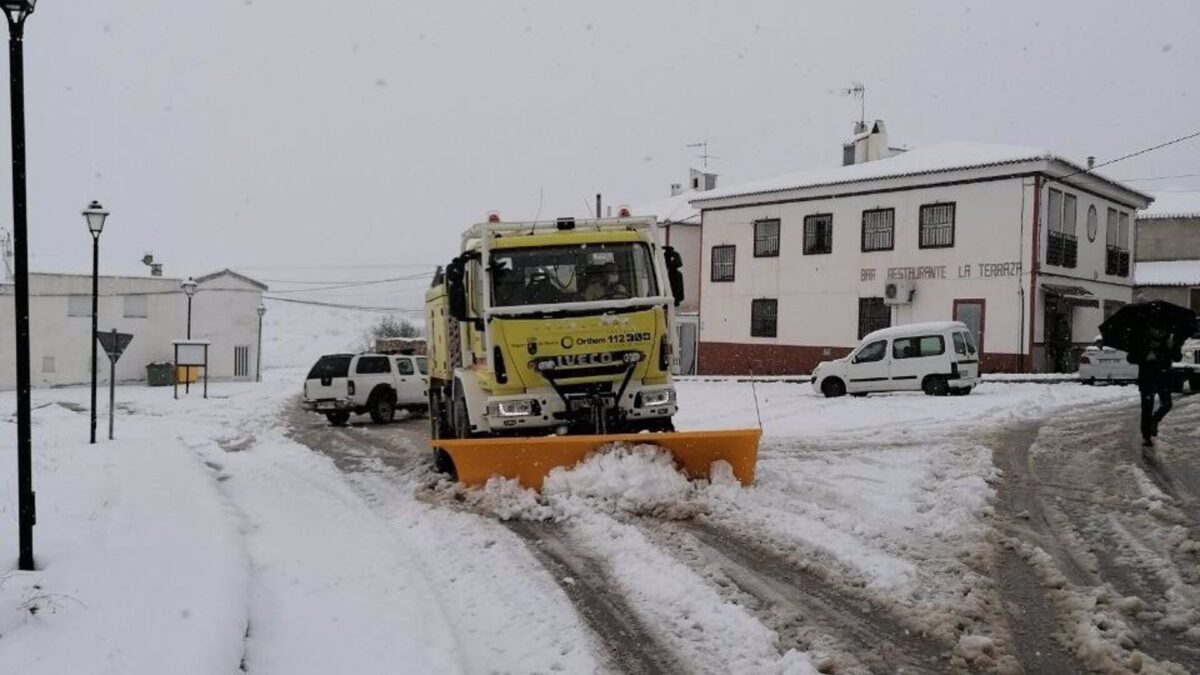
(843, 82, 866, 129)
(686, 141, 719, 169)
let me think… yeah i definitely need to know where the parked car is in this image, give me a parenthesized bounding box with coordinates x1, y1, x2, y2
(1078, 337, 1137, 385)
(812, 321, 980, 398)
(302, 353, 429, 426)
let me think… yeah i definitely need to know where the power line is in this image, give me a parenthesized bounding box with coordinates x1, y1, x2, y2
(263, 295, 423, 313)
(1113, 172, 1200, 182)
(266, 272, 433, 294)
(1058, 129, 1200, 181)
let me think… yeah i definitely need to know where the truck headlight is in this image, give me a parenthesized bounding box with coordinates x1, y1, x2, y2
(623, 351, 643, 364)
(490, 399, 541, 417)
(636, 389, 674, 408)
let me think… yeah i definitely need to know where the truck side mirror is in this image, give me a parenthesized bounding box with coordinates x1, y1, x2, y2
(445, 256, 468, 322)
(664, 246, 685, 307)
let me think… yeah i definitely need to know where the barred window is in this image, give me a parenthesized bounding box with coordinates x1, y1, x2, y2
(753, 219, 780, 257)
(1046, 191, 1078, 268)
(919, 203, 956, 248)
(750, 299, 778, 338)
(1105, 208, 1130, 277)
(857, 297, 890, 339)
(803, 214, 832, 255)
(710, 245, 736, 282)
(861, 208, 894, 252)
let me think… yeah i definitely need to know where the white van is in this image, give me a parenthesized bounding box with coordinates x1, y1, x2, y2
(812, 321, 980, 397)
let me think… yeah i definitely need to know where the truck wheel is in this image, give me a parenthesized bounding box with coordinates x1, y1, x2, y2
(922, 376, 949, 396)
(369, 390, 397, 424)
(1190, 375, 1200, 394)
(820, 378, 846, 398)
(452, 390, 474, 439)
(325, 411, 350, 426)
(429, 392, 451, 439)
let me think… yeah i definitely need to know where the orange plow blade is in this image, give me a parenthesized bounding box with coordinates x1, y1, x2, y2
(433, 428, 762, 490)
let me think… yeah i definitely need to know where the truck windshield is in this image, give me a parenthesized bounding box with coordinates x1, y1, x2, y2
(489, 242, 659, 307)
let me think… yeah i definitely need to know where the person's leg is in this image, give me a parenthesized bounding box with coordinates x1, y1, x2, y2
(1152, 382, 1174, 435)
(1140, 388, 1156, 441)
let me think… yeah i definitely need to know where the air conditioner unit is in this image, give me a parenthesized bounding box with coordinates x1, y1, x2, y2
(883, 280, 915, 305)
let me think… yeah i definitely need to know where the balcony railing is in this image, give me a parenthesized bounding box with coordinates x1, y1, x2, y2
(1106, 246, 1130, 277)
(1046, 231, 1078, 268)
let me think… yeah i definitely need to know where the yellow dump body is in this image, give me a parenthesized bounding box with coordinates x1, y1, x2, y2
(432, 428, 761, 489)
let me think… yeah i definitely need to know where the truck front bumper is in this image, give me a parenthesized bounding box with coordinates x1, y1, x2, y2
(479, 384, 677, 433)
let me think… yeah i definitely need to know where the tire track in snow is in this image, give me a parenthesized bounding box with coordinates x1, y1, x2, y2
(990, 400, 1200, 674)
(506, 521, 684, 675)
(638, 519, 955, 674)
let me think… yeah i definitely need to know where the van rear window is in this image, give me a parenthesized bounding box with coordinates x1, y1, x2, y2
(307, 355, 351, 379)
(893, 335, 945, 359)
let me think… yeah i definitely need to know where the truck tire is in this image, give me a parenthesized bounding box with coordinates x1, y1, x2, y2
(922, 375, 949, 396)
(325, 411, 350, 426)
(1190, 375, 1200, 394)
(820, 378, 846, 398)
(429, 391, 451, 439)
(369, 389, 397, 424)
(452, 389, 474, 439)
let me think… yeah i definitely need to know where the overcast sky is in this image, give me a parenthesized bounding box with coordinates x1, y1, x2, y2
(2, 0, 1198, 279)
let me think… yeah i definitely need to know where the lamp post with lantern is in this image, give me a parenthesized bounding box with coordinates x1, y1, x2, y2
(83, 201, 108, 445)
(181, 277, 198, 391)
(2, 0, 38, 571)
(256, 303, 266, 383)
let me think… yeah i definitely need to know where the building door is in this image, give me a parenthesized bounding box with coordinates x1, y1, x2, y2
(953, 299, 986, 357)
(234, 345, 251, 378)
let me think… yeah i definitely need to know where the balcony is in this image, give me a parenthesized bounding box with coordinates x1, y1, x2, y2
(1106, 247, 1130, 277)
(1046, 231, 1078, 268)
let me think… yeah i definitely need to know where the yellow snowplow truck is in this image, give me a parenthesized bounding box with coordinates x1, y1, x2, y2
(425, 214, 760, 488)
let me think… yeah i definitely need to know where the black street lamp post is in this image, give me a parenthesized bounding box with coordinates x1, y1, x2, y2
(83, 201, 108, 445)
(256, 303, 266, 383)
(3, 0, 38, 572)
(181, 277, 197, 393)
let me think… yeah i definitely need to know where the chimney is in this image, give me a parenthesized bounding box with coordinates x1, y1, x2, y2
(151, 263, 164, 277)
(1087, 156, 1095, 170)
(844, 119, 898, 166)
(670, 183, 683, 197)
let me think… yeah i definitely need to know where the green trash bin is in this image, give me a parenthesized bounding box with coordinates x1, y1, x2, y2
(146, 362, 174, 387)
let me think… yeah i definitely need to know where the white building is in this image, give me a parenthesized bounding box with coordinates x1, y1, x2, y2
(690, 130, 1151, 375)
(1134, 190, 1200, 309)
(0, 269, 267, 390)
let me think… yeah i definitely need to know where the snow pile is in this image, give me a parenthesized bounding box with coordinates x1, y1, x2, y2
(452, 443, 713, 521)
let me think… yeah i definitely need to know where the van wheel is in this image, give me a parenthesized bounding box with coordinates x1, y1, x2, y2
(923, 376, 949, 396)
(325, 411, 350, 426)
(369, 390, 397, 424)
(821, 378, 846, 398)
(1081, 377, 1095, 386)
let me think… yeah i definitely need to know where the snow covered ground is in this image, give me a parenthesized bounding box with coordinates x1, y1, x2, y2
(0, 357, 1153, 673)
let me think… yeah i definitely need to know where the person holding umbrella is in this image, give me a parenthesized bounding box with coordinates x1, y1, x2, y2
(1100, 300, 1197, 448)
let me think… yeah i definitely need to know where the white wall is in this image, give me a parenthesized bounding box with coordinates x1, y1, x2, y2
(700, 178, 1035, 356)
(0, 272, 263, 390)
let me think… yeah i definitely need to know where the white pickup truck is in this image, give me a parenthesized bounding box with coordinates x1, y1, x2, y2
(302, 353, 429, 426)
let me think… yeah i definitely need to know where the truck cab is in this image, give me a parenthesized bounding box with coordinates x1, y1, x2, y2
(425, 215, 686, 438)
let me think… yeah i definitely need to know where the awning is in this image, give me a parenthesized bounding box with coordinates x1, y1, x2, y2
(1042, 283, 1100, 308)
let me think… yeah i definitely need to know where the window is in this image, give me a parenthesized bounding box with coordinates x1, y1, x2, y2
(123, 295, 148, 318)
(307, 355, 352, 379)
(234, 345, 250, 378)
(861, 208, 894, 252)
(355, 356, 392, 374)
(952, 333, 968, 356)
(1105, 208, 1130, 277)
(416, 356, 428, 375)
(750, 299, 777, 338)
(919, 203, 955, 248)
(1086, 205, 1098, 242)
(803, 214, 832, 255)
(1046, 190, 1078, 268)
(1064, 194, 1077, 236)
(893, 335, 945, 359)
(853, 340, 887, 363)
(857, 297, 890, 339)
(490, 242, 658, 307)
(396, 358, 415, 375)
(67, 295, 90, 317)
(711, 245, 736, 282)
(1047, 189, 1062, 232)
(753, 219, 780, 257)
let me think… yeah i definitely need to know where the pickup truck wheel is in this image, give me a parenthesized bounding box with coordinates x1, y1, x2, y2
(325, 411, 350, 426)
(922, 375, 949, 396)
(369, 390, 397, 424)
(820, 378, 846, 398)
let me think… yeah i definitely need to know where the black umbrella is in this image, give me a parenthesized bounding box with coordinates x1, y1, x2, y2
(1099, 300, 1197, 360)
